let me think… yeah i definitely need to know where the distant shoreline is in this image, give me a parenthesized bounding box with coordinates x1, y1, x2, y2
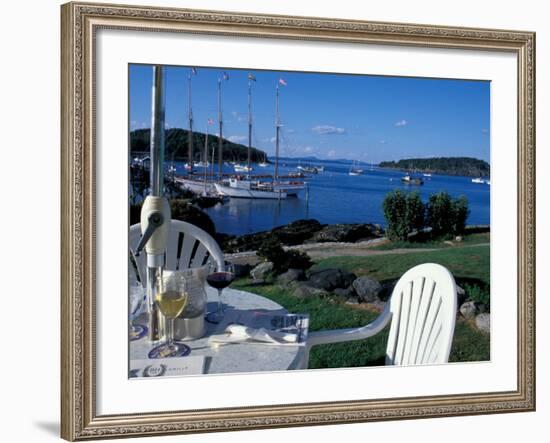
(378, 157, 490, 178)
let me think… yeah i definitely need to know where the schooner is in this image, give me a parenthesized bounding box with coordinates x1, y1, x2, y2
(215, 77, 306, 199)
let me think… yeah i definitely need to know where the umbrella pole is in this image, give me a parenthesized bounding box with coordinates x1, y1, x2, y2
(140, 65, 171, 342)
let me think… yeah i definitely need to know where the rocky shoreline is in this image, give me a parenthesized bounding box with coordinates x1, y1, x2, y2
(220, 219, 384, 253)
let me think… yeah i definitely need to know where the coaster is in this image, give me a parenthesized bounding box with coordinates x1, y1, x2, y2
(148, 342, 191, 359)
(129, 324, 148, 341)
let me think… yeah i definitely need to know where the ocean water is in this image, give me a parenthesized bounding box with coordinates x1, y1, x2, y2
(170, 160, 490, 236)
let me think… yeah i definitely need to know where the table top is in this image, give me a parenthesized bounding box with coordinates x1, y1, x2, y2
(130, 287, 306, 375)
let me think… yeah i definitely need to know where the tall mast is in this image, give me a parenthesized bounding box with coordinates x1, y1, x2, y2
(187, 70, 194, 171)
(217, 78, 223, 178)
(247, 80, 252, 173)
(274, 84, 280, 180)
(204, 121, 209, 195)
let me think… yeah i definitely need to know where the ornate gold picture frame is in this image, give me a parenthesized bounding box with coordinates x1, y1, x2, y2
(61, 1, 535, 440)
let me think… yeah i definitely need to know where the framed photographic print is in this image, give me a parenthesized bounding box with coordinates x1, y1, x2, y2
(61, 1, 536, 440)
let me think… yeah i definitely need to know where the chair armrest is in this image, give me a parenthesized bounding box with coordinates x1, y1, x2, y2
(306, 302, 392, 349)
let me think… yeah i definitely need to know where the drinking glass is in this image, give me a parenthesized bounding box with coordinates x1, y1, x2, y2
(148, 271, 191, 358)
(129, 284, 147, 341)
(205, 262, 236, 324)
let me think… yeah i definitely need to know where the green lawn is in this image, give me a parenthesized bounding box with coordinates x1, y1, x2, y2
(369, 232, 490, 251)
(233, 244, 490, 369)
(313, 244, 490, 288)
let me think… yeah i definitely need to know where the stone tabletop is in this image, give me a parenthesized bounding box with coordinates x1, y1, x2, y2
(130, 287, 306, 374)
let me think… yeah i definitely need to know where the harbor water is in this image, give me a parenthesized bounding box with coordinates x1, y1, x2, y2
(170, 160, 490, 236)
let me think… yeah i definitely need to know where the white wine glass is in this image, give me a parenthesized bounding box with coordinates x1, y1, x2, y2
(148, 271, 191, 359)
(205, 262, 236, 324)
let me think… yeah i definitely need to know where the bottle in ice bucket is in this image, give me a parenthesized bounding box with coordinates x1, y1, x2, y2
(173, 266, 209, 340)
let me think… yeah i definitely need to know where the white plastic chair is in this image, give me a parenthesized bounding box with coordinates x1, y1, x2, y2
(304, 263, 457, 367)
(129, 219, 225, 286)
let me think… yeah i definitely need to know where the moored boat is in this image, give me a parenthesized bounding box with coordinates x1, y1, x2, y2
(215, 179, 287, 199)
(234, 163, 253, 172)
(349, 160, 364, 176)
(401, 174, 424, 185)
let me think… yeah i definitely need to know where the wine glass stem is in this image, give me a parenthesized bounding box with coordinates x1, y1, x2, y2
(166, 317, 174, 347)
(217, 289, 223, 317)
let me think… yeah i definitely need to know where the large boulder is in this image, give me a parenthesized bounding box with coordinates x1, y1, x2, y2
(307, 268, 357, 291)
(232, 263, 253, 279)
(352, 276, 383, 303)
(271, 219, 323, 245)
(475, 313, 490, 333)
(459, 301, 477, 320)
(456, 285, 467, 307)
(250, 261, 274, 280)
(277, 268, 305, 286)
(333, 286, 354, 299)
(310, 223, 379, 243)
(221, 219, 323, 253)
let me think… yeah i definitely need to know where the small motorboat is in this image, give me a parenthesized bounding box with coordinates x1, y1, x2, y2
(401, 174, 424, 185)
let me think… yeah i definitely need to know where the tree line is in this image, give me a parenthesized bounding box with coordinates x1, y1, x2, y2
(130, 128, 268, 163)
(379, 157, 490, 177)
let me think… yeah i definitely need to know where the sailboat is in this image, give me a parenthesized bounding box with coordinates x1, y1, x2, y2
(177, 72, 229, 195)
(215, 77, 305, 199)
(234, 163, 253, 172)
(258, 152, 269, 167)
(349, 160, 364, 176)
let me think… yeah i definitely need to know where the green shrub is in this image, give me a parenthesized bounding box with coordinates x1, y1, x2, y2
(452, 196, 470, 235)
(463, 283, 490, 310)
(426, 192, 469, 238)
(257, 238, 312, 274)
(382, 190, 425, 241)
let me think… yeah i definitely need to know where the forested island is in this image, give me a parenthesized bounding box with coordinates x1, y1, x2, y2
(130, 128, 267, 163)
(378, 157, 490, 177)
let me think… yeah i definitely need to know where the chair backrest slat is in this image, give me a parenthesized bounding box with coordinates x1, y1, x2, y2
(393, 281, 413, 365)
(192, 243, 209, 268)
(164, 228, 182, 271)
(409, 278, 436, 364)
(179, 233, 199, 270)
(385, 289, 403, 364)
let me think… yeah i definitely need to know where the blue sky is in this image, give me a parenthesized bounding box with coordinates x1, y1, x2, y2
(129, 64, 490, 163)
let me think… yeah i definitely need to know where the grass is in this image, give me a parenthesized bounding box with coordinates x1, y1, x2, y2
(312, 244, 490, 288)
(233, 242, 491, 369)
(369, 232, 490, 251)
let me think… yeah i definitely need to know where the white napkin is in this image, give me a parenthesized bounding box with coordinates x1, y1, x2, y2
(209, 324, 298, 345)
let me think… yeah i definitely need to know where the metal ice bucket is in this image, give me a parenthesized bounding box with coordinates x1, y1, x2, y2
(170, 266, 209, 341)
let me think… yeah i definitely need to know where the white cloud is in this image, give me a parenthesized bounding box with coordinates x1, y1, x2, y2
(311, 125, 346, 135)
(379, 140, 386, 144)
(227, 135, 248, 143)
(231, 111, 248, 122)
(327, 150, 336, 158)
(131, 120, 148, 130)
(394, 119, 408, 127)
(303, 146, 314, 153)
